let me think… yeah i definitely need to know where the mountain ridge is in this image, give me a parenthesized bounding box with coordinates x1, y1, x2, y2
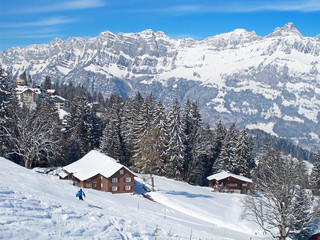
(1, 23, 320, 151)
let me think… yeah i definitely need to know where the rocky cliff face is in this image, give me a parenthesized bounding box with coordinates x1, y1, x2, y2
(1, 23, 320, 151)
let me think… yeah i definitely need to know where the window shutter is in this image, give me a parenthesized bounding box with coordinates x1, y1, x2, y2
(123, 186, 125, 191)
(109, 187, 112, 192)
(123, 178, 125, 182)
(117, 186, 119, 191)
(131, 177, 133, 182)
(130, 186, 133, 190)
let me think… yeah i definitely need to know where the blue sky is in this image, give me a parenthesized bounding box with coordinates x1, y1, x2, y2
(1, 0, 320, 51)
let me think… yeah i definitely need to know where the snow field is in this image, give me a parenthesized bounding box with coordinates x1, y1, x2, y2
(0, 157, 270, 239)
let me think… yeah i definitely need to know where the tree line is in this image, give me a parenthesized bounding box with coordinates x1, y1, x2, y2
(1, 69, 256, 185)
(1, 69, 319, 185)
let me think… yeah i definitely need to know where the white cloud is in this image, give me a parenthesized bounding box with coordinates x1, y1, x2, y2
(136, 0, 320, 14)
(8, 0, 107, 14)
(0, 17, 75, 28)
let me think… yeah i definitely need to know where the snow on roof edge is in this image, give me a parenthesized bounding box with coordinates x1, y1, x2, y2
(207, 171, 252, 183)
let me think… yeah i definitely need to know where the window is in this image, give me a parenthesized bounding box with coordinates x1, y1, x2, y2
(112, 178, 118, 183)
(112, 186, 118, 191)
(125, 185, 132, 191)
(119, 170, 124, 175)
(125, 177, 132, 182)
(85, 179, 92, 188)
(101, 183, 103, 188)
(242, 183, 248, 187)
(228, 183, 238, 187)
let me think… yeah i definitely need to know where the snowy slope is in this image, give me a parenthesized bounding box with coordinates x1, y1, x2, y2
(0, 157, 270, 240)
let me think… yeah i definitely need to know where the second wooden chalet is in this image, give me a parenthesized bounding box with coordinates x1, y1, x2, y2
(63, 150, 136, 194)
(207, 171, 252, 194)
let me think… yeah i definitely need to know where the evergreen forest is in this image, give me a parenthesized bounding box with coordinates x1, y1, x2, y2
(0, 69, 317, 186)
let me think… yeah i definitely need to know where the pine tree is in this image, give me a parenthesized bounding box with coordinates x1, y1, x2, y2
(64, 97, 102, 162)
(213, 123, 238, 174)
(120, 98, 135, 166)
(210, 120, 227, 174)
(290, 187, 314, 240)
(100, 95, 125, 163)
(182, 99, 193, 180)
(0, 67, 19, 159)
(310, 149, 320, 195)
(184, 101, 209, 185)
(234, 129, 250, 176)
(188, 125, 213, 185)
(129, 93, 148, 169)
(42, 76, 52, 90)
(164, 99, 185, 180)
(150, 100, 168, 175)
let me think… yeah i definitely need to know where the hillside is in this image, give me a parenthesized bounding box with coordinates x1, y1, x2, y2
(0, 157, 269, 239)
(1, 23, 319, 151)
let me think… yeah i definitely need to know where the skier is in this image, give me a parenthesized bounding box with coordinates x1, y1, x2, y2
(76, 188, 86, 200)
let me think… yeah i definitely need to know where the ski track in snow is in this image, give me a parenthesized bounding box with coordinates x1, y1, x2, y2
(0, 158, 270, 239)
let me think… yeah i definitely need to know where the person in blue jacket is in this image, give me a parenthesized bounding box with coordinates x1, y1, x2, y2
(76, 188, 85, 200)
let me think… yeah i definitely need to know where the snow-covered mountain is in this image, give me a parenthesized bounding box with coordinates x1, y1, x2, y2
(1, 23, 320, 151)
(0, 157, 267, 239)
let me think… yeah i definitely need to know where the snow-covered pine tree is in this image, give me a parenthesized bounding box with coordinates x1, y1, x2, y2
(130, 93, 151, 170)
(210, 120, 227, 174)
(150, 100, 169, 175)
(0, 67, 19, 159)
(164, 99, 186, 180)
(188, 125, 214, 185)
(182, 99, 193, 180)
(64, 97, 102, 162)
(184, 101, 209, 185)
(234, 129, 251, 176)
(42, 76, 52, 90)
(213, 123, 238, 174)
(310, 149, 320, 195)
(202, 124, 216, 179)
(289, 186, 314, 240)
(100, 95, 125, 163)
(120, 98, 135, 166)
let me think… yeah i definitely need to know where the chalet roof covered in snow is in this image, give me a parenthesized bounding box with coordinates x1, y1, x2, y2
(63, 150, 135, 181)
(15, 86, 41, 94)
(207, 171, 252, 183)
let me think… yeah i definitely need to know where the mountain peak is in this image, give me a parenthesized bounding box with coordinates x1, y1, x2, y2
(267, 22, 302, 38)
(203, 28, 260, 47)
(49, 38, 63, 45)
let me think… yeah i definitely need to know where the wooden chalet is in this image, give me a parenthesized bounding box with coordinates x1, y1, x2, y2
(207, 171, 252, 194)
(63, 150, 136, 194)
